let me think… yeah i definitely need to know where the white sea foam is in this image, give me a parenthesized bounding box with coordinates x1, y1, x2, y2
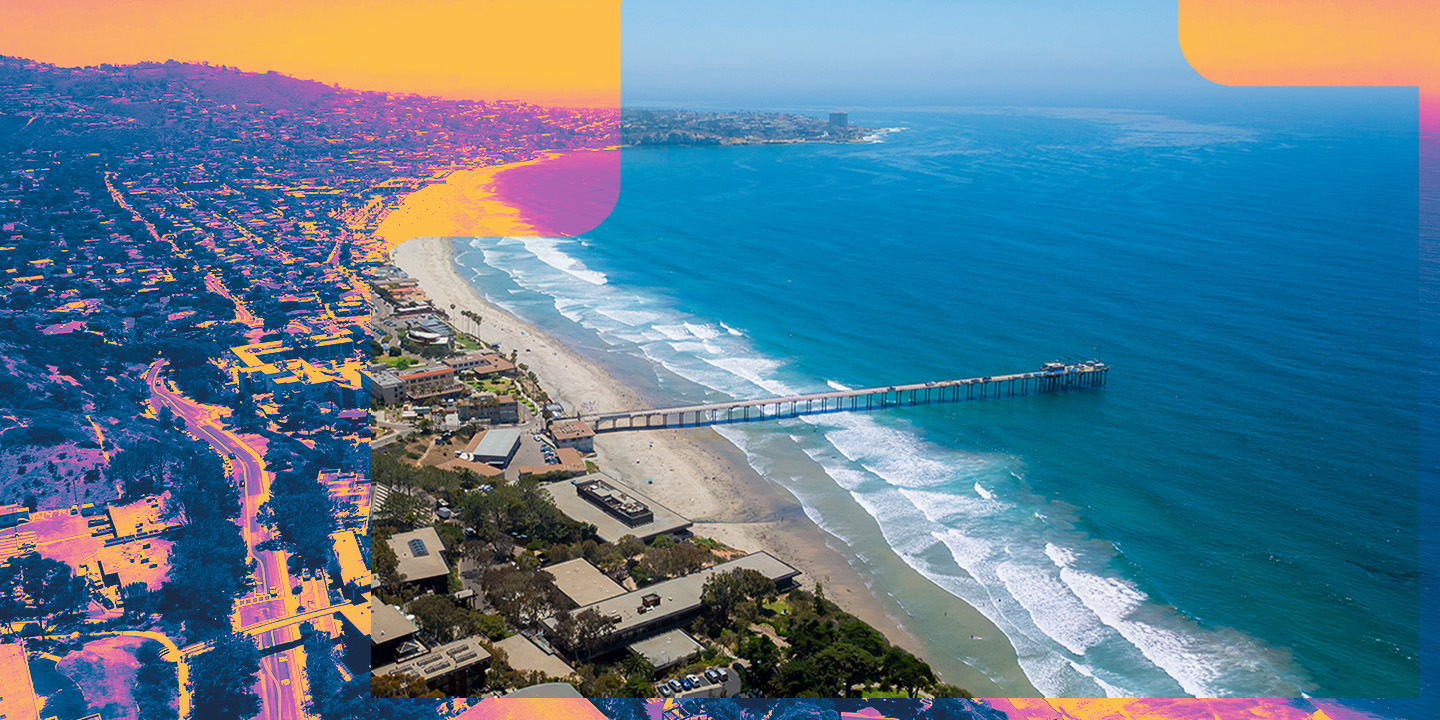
(516, 236, 608, 285)
(1058, 566, 1217, 697)
(594, 307, 665, 327)
(974, 482, 996, 500)
(683, 322, 721, 340)
(994, 561, 1108, 656)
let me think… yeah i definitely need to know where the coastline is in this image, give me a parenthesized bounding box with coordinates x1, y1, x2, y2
(389, 235, 1037, 697)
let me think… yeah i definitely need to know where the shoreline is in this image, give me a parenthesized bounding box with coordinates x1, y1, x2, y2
(389, 236, 1036, 697)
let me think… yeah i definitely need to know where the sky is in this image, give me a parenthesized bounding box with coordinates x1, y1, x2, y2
(620, 1, 1209, 108)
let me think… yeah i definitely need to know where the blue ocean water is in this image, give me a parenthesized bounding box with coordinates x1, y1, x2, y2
(452, 98, 1419, 699)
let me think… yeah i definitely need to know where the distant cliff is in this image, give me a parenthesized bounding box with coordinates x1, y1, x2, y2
(622, 108, 873, 147)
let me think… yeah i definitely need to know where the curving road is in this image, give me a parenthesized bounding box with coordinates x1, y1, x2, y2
(146, 359, 315, 720)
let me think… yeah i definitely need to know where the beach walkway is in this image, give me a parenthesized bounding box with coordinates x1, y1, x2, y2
(581, 362, 1108, 432)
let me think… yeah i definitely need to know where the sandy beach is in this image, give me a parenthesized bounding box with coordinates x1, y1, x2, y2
(388, 236, 1035, 696)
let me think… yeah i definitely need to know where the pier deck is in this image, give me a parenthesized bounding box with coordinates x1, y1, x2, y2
(580, 362, 1107, 433)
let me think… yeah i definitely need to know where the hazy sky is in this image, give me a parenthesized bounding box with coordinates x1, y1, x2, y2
(621, 1, 1208, 108)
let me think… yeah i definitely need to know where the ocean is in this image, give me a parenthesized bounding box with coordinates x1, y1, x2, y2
(449, 98, 1420, 699)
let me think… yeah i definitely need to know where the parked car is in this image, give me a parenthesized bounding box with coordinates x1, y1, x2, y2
(687, 674, 703, 687)
(667, 679, 683, 693)
(704, 668, 720, 683)
(656, 684, 673, 697)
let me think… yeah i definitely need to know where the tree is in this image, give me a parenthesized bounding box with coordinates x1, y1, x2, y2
(134, 641, 179, 720)
(301, 623, 345, 719)
(0, 553, 88, 633)
(786, 616, 838, 658)
(736, 634, 781, 692)
(621, 650, 655, 680)
(190, 634, 262, 719)
(123, 581, 159, 620)
(554, 607, 614, 660)
(407, 595, 465, 644)
(815, 642, 877, 697)
(161, 516, 254, 638)
(838, 618, 887, 659)
(700, 568, 776, 625)
(881, 647, 935, 698)
(372, 672, 443, 699)
(255, 465, 337, 571)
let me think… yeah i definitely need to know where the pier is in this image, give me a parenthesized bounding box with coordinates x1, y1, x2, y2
(581, 361, 1107, 433)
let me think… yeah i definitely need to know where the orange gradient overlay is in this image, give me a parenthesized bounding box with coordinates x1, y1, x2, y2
(1, 0, 618, 107)
(1180, 0, 1438, 130)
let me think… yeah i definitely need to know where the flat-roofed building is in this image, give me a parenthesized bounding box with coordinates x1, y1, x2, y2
(330, 529, 371, 601)
(547, 419, 595, 453)
(628, 629, 704, 674)
(542, 552, 800, 660)
(464, 427, 523, 467)
(545, 558, 627, 609)
(457, 394, 521, 424)
(368, 368, 403, 405)
(503, 682, 583, 699)
(542, 476, 692, 544)
(0, 503, 30, 529)
(106, 493, 178, 543)
(374, 637, 491, 696)
(386, 527, 450, 593)
(398, 365, 463, 401)
(369, 601, 424, 667)
(0, 642, 39, 720)
(492, 634, 576, 680)
(576, 478, 653, 527)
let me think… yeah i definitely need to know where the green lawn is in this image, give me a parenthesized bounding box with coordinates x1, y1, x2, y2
(861, 689, 911, 699)
(376, 355, 418, 370)
(762, 599, 792, 616)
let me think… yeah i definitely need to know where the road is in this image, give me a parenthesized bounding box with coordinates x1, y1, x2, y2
(146, 359, 315, 720)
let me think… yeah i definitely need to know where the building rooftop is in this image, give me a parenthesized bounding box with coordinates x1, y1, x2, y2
(545, 558, 628, 608)
(386, 526, 450, 583)
(370, 602, 418, 646)
(504, 681, 584, 699)
(549, 419, 594, 441)
(467, 427, 523, 460)
(627, 629, 704, 671)
(105, 493, 177, 539)
(0, 642, 39, 720)
(374, 636, 490, 682)
(545, 552, 799, 641)
(492, 634, 576, 680)
(330, 529, 370, 587)
(542, 476, 693, 543)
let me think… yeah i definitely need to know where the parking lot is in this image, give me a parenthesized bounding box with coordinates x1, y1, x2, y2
(655, 666, 741, 699)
